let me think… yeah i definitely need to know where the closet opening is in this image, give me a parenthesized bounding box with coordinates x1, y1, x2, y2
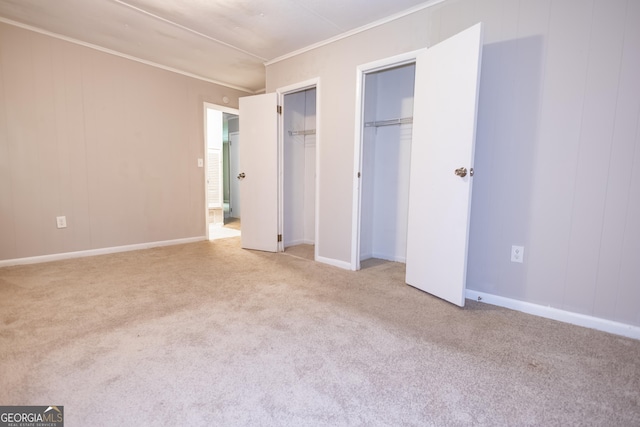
(358, 62, 416, 267)
(281, 87, 317, 261)
(351, 25, 483, 305)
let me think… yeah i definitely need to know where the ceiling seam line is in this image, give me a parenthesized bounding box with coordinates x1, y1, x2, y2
(292, 1, 344, 32)
(110, 0, 268, 61)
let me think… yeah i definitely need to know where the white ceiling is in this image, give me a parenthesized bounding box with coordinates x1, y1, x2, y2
(0, 0, 437, 93)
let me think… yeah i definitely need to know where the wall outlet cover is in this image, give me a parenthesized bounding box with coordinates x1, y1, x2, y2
(511, 245, 524, 263)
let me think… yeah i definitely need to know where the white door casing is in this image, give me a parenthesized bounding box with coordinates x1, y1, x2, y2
(405, 23, 484, 307)
(277, 79, 320, 255)
(238, 93, 279, 252)
(228, 131, 240, 218)
(351, 52, 419, 271)
(203, 102, 239, 238)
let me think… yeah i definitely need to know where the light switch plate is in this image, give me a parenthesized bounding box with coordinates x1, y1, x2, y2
(197, 158, 204, 168)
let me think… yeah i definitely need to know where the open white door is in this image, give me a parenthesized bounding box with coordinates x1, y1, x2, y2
(405, 23, 484, 307)
(238, 93, 278, 252)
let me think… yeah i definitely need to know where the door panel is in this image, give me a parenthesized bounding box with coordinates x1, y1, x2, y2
(238, 93, 278, 252)
(405, 23, 484, 307)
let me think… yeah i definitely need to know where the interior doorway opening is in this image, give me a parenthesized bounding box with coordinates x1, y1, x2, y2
(279, 84, 318, 260)
(204, 103, 241, 240)
(358, 62, 416, 266)
(223, 114, 240, 222)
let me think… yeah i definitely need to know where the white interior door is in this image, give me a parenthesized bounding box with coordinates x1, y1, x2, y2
(405, 23, 484, 307)
(238, 93, 278, 252)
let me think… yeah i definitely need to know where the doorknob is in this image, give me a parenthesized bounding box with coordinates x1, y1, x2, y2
(237, 172, 246, 180)
(454, 167, 467, 178)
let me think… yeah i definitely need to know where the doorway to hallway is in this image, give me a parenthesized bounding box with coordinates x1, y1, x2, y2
(204, 103, 241, 241)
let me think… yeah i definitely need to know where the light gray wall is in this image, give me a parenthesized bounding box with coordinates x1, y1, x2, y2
(266, 0, 640, 327)
(0, 22, 251, 260)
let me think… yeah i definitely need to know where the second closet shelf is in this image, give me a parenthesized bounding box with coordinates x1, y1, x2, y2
(288, 129, 316, 136)
(364, 117, 413, 128)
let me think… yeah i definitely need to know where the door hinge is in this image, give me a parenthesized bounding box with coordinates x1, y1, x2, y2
(277, 105, 282, 115)
(357, 172, 361, 178)
(277, 234, 282, 242)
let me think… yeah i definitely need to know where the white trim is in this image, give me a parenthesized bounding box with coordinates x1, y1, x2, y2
(276, 78, 320, 96)
(0, 237, 205, 268)
(0, 17, 259, 94)
(316, 255, 352, 271)
(372, 253, 406, 263)
(284, 239, 305, 247)
(351, 49, 426, 271)
(203, 102, 240, 116)
(354, 49, 424, 74)
(203, 103, 240, 240)
(276, 78, 321, 261)
(466, 290, 640, 340)
(265, 0, 447, 66)
(113, 0, 267, 61)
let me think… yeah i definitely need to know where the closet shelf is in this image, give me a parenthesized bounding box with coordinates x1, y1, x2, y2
(288, 129, 316, 136)
(364, 117, 413, 128)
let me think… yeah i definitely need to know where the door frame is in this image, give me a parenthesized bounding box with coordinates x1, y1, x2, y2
(227, 130, 240, 220)
(276, 78, 320, 257)
(203, 102, 239, 240)
(350, 49, 425, 271)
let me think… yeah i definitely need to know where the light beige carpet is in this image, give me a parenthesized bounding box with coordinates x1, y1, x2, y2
(284, 244, 315, 261)
(1, 237, 639, 426)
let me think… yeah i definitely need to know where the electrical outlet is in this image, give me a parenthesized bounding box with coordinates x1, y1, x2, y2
(56, 216, 67, 229)
(511, 245, 524, 263)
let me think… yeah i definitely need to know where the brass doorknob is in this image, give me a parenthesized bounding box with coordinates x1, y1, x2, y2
(454, 167, 467, 178)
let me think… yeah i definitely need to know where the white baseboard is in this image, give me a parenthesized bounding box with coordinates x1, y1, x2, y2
(316, 255, 352, 270)
(284, 239, 304, 247)
(372, 252, 406, 263)
(0, 237, 206, 267)
(466, 289, 640, 340)
(285, 239, 315, 246)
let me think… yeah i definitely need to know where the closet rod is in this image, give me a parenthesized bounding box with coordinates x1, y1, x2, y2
(288, 129, 316, 136)
(364, 117, 413, 128)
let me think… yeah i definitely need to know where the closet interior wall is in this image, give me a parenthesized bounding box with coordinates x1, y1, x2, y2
(360, 64, 415, 262)
(283, 88, 316, 247)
